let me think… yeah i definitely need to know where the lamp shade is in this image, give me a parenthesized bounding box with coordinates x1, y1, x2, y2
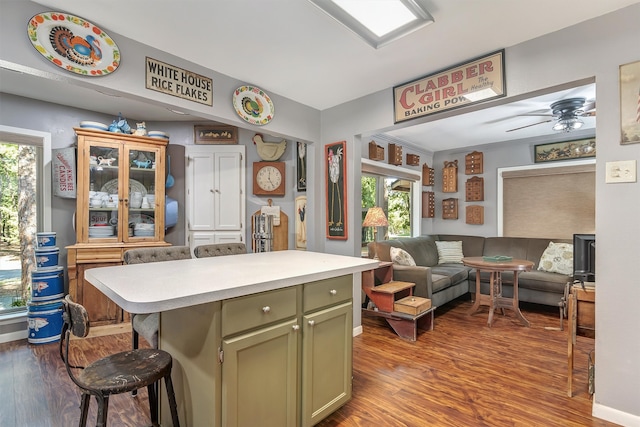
(363, 207, 388, 227)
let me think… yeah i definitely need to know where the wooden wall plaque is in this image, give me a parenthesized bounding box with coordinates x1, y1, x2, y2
(465, 151, 483, 175)
(465, 176, 484, 201)
(443, 160, 458, 193)
(388, 143, 403, 165)
(466, 205, 484, 225)
(406, 153, 420, 166)
(422, 191, 435, 218)
(442, 198, 458, 220)
(368, 141, 384, 161)
(422, 163, 434, 186)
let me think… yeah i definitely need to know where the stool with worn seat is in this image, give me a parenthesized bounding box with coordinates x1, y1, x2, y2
(193, 242, 246, 258)
(60, 295, 181, 427)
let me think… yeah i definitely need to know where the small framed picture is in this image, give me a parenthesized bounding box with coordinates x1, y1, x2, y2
(194, 125, 238, 144)
(534, 138, 596, 163)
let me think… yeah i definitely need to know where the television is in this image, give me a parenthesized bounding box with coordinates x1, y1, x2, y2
(573, 233, 596, 282)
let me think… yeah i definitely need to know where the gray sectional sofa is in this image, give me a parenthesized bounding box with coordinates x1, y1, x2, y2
(367, 234, 573, 310)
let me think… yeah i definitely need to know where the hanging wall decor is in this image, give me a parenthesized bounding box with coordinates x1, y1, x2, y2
(233, 85, 275, 125)
(326, 141, 347, 240)
(620, 60, 640, 145)
(28, 12, 120, 76)
(297, 141, 307, 191)
(295, 195, 307, 250)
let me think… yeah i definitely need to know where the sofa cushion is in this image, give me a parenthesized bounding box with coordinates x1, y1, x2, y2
(398, 236, 439, 266)
(537, 242, 574, 275)
(390, 247, 416, 266)
(431, 274, 451, 293)
(519, 270, 571, 293)
(435, 241, 464, 264)
(431, 265, 470, 290)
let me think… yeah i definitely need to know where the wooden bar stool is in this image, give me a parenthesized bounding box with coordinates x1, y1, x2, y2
(60, 295, 181, 427)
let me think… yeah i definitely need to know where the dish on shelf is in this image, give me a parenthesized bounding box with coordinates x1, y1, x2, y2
(232, 85, 274, 125)
(129, 213, 154, 224)
(147, 130, 169, 139)
(27, 12, 121, 77)
(133, 230, 155, 237)
(79, 121, 108, 131)
(88, 225, 114, 237)
(101, 178, 147, 196)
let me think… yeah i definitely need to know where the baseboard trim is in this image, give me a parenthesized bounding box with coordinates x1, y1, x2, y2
(352, 325, 363, 337)
(592, 396, 640, 426)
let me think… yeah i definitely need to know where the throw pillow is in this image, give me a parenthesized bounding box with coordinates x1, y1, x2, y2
(390, 247, 416, 266)
(435, 241, 464, 264)
(538, 242, 573, 275)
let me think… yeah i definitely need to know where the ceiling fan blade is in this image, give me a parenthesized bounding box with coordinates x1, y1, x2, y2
(583, 100, 596, 112)
(581, 100, 596, 116)
(505, 119, 553, 132)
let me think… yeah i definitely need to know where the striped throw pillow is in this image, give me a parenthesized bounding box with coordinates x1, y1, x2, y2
(435, 241, 464, 264)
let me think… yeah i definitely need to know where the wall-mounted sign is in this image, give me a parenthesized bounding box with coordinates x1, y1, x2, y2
(52, 147, 76, 198)
(145, 57, 213, 106)
(393, 50, 505, 123)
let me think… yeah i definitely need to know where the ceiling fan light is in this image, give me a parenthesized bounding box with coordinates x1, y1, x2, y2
(553, 116, 584, 132)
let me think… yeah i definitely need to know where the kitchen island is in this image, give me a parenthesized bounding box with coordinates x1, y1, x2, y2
(85, 250, 378, 427)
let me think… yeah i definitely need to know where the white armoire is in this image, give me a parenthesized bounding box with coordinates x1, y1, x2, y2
(185, 145, 246, 253)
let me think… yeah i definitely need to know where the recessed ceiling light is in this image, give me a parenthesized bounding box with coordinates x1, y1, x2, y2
(309, 0, 434, 48)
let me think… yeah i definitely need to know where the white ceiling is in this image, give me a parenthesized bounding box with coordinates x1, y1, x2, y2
(3, 0, 635, 150)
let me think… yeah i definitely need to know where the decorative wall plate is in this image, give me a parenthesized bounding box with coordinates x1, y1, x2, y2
(27, 12, 120, 76)
(233, 85, 274, 125)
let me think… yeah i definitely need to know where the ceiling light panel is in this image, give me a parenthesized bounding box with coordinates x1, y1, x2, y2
(309, 0, 434, 48)
(331, 0, 417, 37)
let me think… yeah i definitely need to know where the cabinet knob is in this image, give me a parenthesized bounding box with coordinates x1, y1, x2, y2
(292, 324, 300, 331)
(308, 320, 315, 327)
(262, 306, 271, 313)
(329, 289, 337, 296)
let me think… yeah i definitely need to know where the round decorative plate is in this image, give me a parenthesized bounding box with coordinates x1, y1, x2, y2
(101, 179, 147, 196)
(232, 85, 274, 125)
(27, 12, 120, 76)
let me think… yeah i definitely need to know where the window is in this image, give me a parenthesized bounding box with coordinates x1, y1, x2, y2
(0, 127, 51, 317)
(361, 174, 412, 252)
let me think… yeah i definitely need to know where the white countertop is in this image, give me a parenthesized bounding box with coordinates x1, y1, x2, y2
(85, 250, 379, 313)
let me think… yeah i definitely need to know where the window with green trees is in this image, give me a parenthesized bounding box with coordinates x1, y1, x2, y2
(361, 174, 412, 253)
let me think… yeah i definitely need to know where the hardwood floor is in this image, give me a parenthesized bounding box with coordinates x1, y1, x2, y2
(0, 298, 614, 427)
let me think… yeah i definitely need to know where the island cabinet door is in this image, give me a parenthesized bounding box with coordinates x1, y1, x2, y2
(221, 319, 299, 427)
(301, 302, 353, 427)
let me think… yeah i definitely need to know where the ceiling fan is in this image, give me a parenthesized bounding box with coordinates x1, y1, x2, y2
(506, 97, 596, 133)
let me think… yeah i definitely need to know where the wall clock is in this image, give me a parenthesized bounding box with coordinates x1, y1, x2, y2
(253, 162, 285, 196)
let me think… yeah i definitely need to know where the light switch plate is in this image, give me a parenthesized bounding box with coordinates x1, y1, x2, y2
(605, 160, 637, 183)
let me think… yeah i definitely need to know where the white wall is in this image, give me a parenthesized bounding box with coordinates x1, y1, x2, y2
(319, 5, 640, 425)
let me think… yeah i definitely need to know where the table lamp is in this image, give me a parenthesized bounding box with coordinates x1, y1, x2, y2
(363, 207, 388, 259)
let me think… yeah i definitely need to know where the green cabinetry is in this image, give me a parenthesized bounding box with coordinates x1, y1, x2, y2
(160, 275, 353, 426)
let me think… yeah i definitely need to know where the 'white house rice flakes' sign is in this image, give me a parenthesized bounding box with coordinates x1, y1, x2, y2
(145, 57, 213, 106)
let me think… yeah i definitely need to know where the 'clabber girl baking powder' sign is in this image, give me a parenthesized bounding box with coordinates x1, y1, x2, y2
(393, 50, 505, 123)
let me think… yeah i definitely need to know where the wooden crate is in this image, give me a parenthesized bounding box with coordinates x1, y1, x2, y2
(394, 296, 432, 315)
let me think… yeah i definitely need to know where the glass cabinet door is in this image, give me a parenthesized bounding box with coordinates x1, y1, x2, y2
(86, 141, 121, 242)
(124, 145, 162, 241)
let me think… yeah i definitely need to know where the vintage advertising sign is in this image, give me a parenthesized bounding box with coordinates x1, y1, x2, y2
(146, 57, 213, 106)
(52, 147, 76, 198)
(393, 50, 505, 123)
